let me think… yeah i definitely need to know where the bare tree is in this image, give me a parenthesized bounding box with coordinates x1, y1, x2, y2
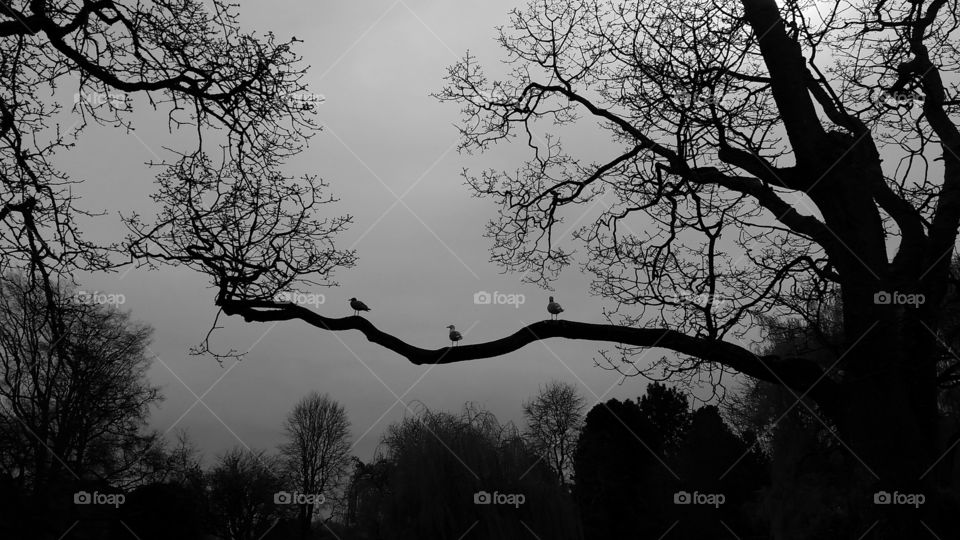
(0, 272, 158, 539)
(522, 380, 586, 486)
(279, 392, 352, 539)
(208, 447, 285, 540)
(153, 429, 205, 488)
(199, 0, 960, 535)
(0, 273, 157, 493)
(368, 404, 582, 540)
(0, 0, 356, 368)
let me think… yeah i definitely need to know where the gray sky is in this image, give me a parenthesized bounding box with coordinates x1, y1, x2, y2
(58, 0, 717, 464)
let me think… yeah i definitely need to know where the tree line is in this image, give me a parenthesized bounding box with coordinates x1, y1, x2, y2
(4, 272, 960, 538)
(0, 273, 773, 538)
(0, 275, 352, 540)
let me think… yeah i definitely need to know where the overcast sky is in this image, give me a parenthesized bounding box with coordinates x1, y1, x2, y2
(56, 0, 732, 464)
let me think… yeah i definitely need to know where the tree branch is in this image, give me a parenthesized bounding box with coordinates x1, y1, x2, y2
(741, 0, 826, 170)
(682, 165, 834, 250)
(218, 299, 838, 406)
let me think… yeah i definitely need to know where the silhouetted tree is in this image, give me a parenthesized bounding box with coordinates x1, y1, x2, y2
(724, 285, 960, 537)
(671, 406, 769, 539)
(573, 398, 669, 539)
(723, 302, 852, 538)
(280, 392, 352, 539)
(347, 404, 581, 540)
(0, 0, 353, 383)
(449, 1, 960, 534)
(0, 274, 158, 537)
(575, 385, 768, 539)
(206, 1, 959, 534)
(107, 430, 210, 540)
(638, 382, 692, 458)
(154, 429, 206, 489)
(207, 448, 286, 540)
(345, 457, 392, 540)
(0, 1, 355, 526)
(522, 380, 586, 486)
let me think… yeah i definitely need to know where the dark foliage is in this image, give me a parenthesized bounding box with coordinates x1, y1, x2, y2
(575, 384, 768, 540)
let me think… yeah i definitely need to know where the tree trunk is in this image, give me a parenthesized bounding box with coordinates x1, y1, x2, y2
(299, 502, 312, 540)
(831, 319, 959, 537)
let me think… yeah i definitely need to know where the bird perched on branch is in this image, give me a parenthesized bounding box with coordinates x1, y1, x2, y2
(547, 296, 564, 320)
(349, 297, 370, 316)
(446, 325, 462, 346)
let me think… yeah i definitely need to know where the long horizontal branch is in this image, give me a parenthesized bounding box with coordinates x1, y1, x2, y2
(218, 299, 838, 407)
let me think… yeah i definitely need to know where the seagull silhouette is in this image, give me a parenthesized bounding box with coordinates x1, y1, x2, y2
(349, 297, 370, 316)
(547, 296, 564, 321)
(446, 325, 463, 347)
